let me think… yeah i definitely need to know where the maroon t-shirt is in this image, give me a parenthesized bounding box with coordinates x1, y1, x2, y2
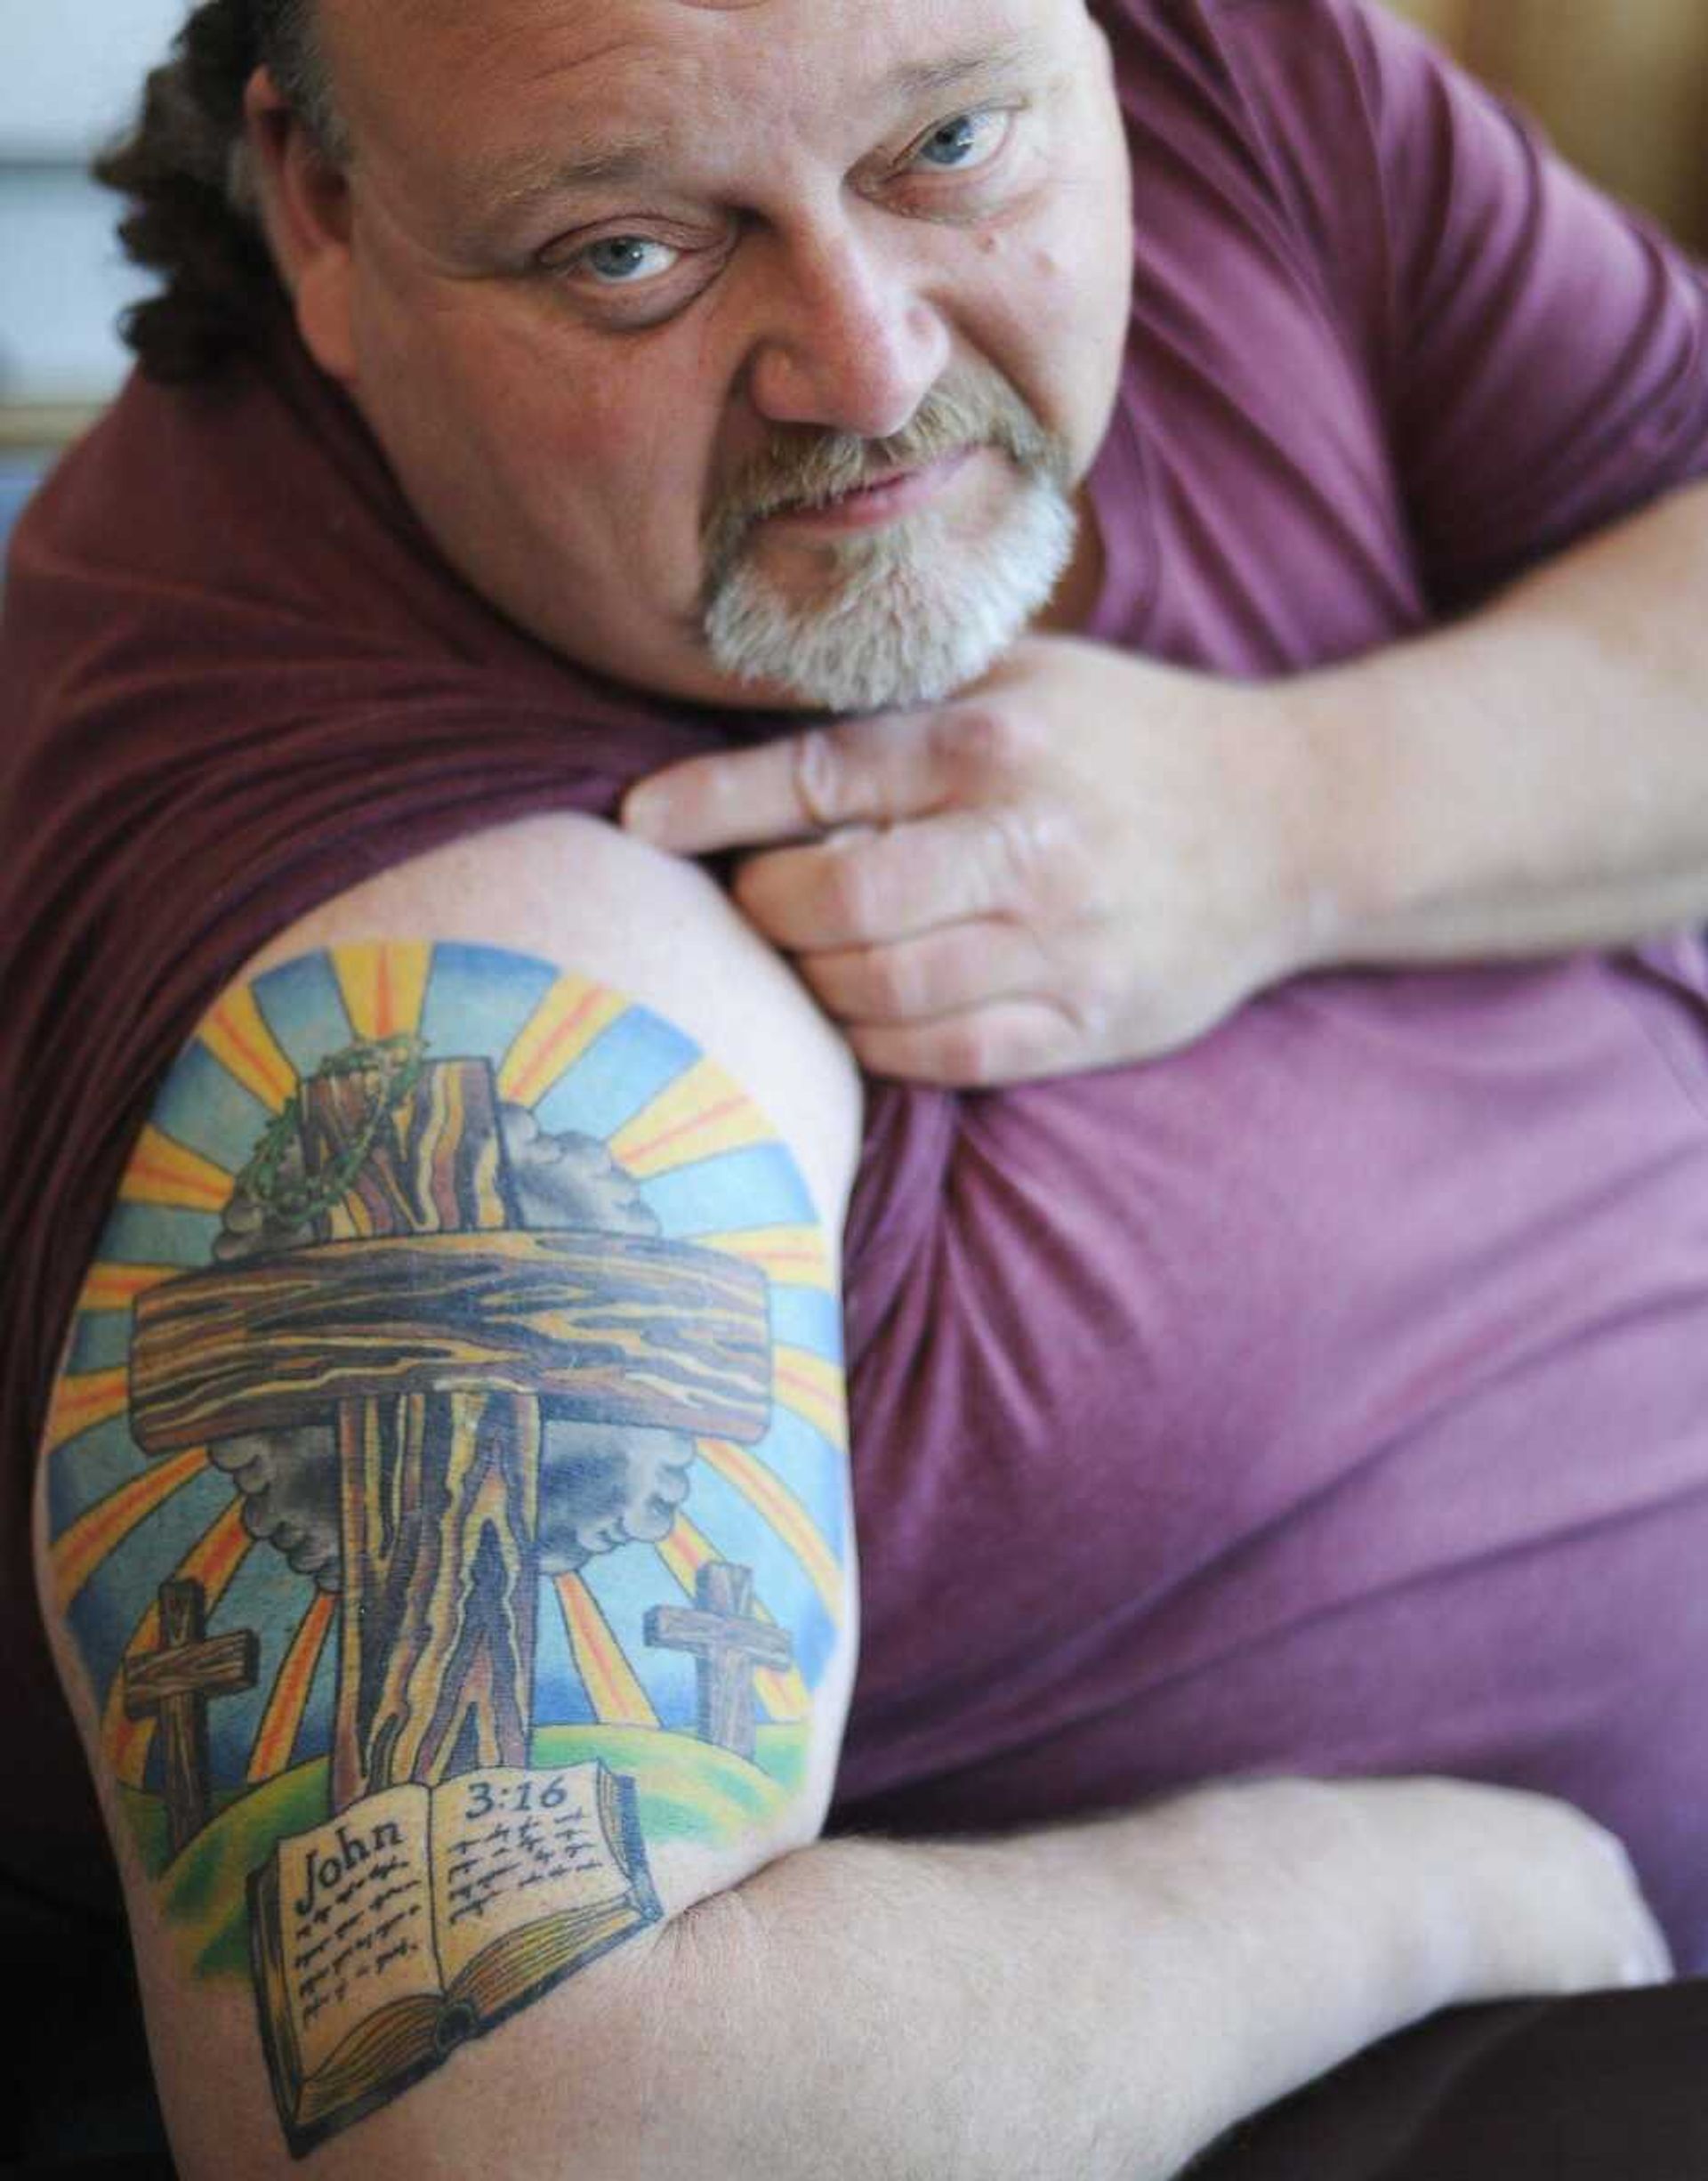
(8, 0, 1708, 1961)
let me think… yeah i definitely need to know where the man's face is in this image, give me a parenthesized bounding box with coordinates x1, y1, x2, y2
(294, 0, 1134, 710)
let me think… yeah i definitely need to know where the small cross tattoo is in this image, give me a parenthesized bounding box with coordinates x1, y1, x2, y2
(645, 1563, 793, 1762)
(124, 1578, 259, 1858)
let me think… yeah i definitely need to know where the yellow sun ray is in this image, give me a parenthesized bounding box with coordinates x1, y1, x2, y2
(197, 987, 297, 1113)
(118, 1126, 234, 1214)
(772, 1346, 849, 1453)
(76, 1263, 179, 1314)
(554, 1574, 661, 1728)
(332, 941, 432, 1043)
(657, 1515, 812, 1724)
(42, 1368, 130, 1457)
(753, 1655, 811, 1723)
(607, 1058, 774, 1179)
(51, 1448, 209, 1611)
(247, 1591, 336, 1783)
(106, 1498, 256, 1787)
(697, 1439, 843, 1628)
(655, 1515, 708, 1603)
(695, 1225, 834, 1293)
(498, 976, 631, 1108)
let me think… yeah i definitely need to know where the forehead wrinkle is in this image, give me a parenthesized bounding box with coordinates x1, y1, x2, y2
(474, 130, 676, 214)
(462, 28, 1052, 216)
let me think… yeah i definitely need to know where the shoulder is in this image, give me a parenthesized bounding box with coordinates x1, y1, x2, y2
(254, 810, 863, 1225)
(1089, 0, 1412, 214)
(1092, 0, 1430, 128)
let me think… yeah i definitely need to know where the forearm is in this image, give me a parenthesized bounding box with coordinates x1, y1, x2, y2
(589, 1779, 1458, 2181)
(148, 1768, 1656, 2179)
(1292, 478, 1708, 967)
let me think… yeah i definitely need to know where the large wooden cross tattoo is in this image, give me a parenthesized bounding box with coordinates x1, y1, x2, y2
(130, 1057, 773, 1818)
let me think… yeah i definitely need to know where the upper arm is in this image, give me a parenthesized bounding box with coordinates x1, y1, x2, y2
(1233, 0, 1708, 609)
(32, 809, 862, 2176)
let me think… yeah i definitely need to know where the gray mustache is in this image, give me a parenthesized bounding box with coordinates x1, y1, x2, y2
(704, 377, 1067, 545)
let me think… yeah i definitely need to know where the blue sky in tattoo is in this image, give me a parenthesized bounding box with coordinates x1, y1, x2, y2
(45, 941, 848, 1878)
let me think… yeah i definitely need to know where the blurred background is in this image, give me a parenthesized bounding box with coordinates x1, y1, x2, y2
(0, 1, 188, 533)
(1396, 0, 1708, 254)
(1, 2, 1706, 471)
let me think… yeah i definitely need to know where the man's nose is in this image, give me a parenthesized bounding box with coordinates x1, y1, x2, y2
(742, 222, 952, 442)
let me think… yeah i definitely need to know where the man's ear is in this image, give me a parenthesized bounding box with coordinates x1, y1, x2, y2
(241, 66, 357, 384)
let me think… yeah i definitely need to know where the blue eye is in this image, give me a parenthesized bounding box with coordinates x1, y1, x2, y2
(582, 236, 681, 285)
(913, 111, 1006, 172)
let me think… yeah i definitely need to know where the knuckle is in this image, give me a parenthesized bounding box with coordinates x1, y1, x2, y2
(792, 728, 850, 830)
(731, 854, 774, 921)
(849, 1024, 906, 1081)
(1063, 955, 1120, 1043)
(869, 949, 921, 1017)
(933, 704, 1036, 788)
(939, 1018, 1000, 1087)
(981, 802, 1065, 910)
(823, 944, 907, 1018)
(820, 850, 874, 934)
(1037, 806, 1098, 916)
(799, 952, 849, 1011)
(736, 854, 809, 937)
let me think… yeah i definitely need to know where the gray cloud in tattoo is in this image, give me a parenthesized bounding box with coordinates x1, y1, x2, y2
(208, 1106, 697, 1590)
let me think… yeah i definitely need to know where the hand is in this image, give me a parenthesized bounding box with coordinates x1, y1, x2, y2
(1125, 1773, 1672, 2144)
(621, 635, 1333, 1086)
(1326, 1775, 1674, 2009)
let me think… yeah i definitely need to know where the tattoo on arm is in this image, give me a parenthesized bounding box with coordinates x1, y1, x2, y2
(43, 941, 850, 2156)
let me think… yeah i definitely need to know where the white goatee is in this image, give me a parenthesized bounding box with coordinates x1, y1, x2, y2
(704, 474, 1076, 715)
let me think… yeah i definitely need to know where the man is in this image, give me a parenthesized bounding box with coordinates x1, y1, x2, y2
(4, 0, 1708, 2172)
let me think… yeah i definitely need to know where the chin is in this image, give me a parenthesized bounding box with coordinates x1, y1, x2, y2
(701, 485, 1077, 717)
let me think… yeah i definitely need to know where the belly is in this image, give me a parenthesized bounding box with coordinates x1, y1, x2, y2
(835, 949, 1708, 1967)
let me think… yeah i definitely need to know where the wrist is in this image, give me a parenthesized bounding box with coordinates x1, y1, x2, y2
(1132, 1776, 1456, 2113)
(1267, 643, 1477, 974)
(1255, 667, 1374, 978)
(1324, 1777, 1478, 2022)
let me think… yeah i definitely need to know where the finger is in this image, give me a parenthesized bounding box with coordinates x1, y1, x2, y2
(734, 810, 1035, 950)
(849, 1001, 1081, 1090)
(802, 919, 1051, 1025)
(621, 703, 1032, 855)
(620, 712, 944, 854)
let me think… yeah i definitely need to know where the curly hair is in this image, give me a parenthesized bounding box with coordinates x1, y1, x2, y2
(94, 0, 341, 381)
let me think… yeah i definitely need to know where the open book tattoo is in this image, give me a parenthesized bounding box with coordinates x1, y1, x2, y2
(44, 942, 850, 2153)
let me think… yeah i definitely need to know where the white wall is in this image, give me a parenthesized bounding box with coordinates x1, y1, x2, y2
(0, 0, 192, 407)
(0, 0, 191, 154)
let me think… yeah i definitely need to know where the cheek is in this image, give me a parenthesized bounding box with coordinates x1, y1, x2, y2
(1023, 159, 1133, 333)
(480, 325, 713, 553)
(373, 299, 712, 571)
(962, 224, 1124, 452)
(1042, 230, 1132, 380)
(1023, 208, 1132, 448)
